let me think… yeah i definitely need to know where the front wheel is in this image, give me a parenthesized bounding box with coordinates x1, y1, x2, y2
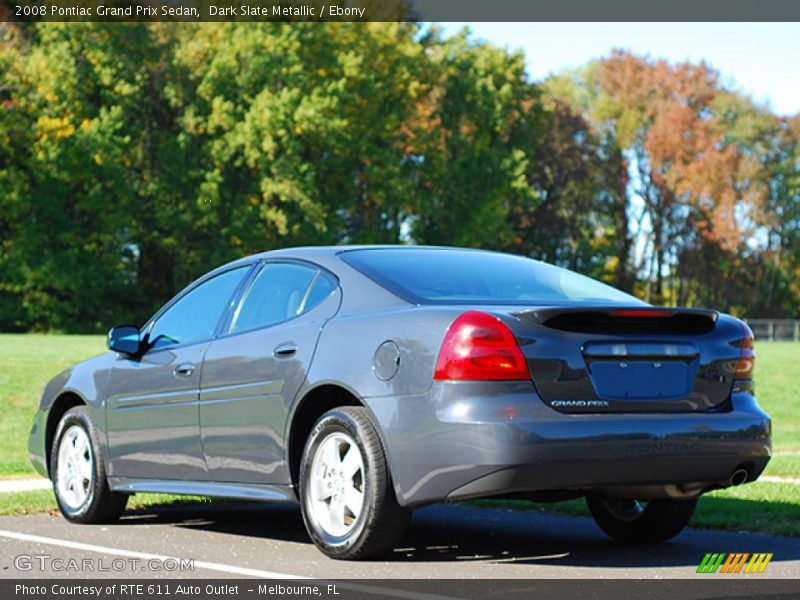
(50, 406, 128, 523)
(586, 496, 697, 542)
(299, 407, 411, 560)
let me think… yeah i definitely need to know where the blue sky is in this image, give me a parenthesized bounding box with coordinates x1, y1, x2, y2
(441, 23, 800, 116)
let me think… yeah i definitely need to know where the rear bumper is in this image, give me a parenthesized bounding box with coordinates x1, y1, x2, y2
(364, 382, 771, 507)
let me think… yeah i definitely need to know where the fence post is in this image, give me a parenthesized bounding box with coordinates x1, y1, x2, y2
(768, 321, 775, 341)
(795, 320, 799, 343)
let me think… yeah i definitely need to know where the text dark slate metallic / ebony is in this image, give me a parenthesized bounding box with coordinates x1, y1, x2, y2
(28, 246, 771, 559)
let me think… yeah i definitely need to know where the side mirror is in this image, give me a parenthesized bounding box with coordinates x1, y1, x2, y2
(107, 325, 142, 355)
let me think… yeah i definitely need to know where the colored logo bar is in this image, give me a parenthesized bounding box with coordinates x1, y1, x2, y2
(697, 553, 772, 573)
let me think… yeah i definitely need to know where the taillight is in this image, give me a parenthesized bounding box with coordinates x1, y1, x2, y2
(434, 311, 529, 381)
(735, 321, 755, 379)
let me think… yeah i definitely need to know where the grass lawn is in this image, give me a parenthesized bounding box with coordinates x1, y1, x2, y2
(753, 343, 800, 465)
(0, 334, 106, 475)
(0, 334, 798, 536)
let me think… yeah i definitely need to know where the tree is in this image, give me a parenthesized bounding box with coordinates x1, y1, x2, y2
(711, 92, 800, 316)
(409, 30, 543, 250)
(547, 51, 781, 312)
(0, 23, 172, 331)
(2, 29, 797, 331)
(543, 66, 634, 290)
(504, 96, 627, 285)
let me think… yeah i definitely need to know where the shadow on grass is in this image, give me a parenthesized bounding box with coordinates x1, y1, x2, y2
(118, 496, 800, 568)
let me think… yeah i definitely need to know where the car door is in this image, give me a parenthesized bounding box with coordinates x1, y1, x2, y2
(105, 265, 252, 481)
(199, 260, 340, 484)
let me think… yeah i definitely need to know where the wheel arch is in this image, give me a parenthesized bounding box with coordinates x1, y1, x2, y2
(45, 392, 87, 475)
(286, 384, 364, 492)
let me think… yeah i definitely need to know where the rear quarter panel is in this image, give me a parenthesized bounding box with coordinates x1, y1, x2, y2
(306, 306, 463, 399)
(298, 306, 466, 495)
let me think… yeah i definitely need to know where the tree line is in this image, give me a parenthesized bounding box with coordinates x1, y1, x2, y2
(1, 22, 798, 332)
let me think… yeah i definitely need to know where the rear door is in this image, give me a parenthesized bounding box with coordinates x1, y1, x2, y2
(199, 261, 340, 484)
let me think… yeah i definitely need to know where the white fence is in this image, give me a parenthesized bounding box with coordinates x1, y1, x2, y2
(745, 319, 800, 342)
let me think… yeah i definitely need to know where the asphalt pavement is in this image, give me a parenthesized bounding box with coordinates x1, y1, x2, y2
(1, 501, 798, 580)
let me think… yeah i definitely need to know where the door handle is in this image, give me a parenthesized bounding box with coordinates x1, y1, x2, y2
(174, 363, 195, 377)
(273, 343, 297, 358)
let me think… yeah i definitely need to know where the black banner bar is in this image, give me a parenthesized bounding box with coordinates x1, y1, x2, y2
(3, 579, 800, 600)
(2, 0, 800, 23)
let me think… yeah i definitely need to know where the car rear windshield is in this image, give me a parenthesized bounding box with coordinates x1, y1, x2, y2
(340, 248, 643, 306)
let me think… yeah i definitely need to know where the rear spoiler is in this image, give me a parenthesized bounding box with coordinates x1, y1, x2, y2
(513, 306, 719, 335)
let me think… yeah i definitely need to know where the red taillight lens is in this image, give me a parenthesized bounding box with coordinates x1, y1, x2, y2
(736, 322, 755, 379)
(434, 311, 530, 381)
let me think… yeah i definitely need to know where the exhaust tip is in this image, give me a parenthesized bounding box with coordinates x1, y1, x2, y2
(730, 468, 749, 486)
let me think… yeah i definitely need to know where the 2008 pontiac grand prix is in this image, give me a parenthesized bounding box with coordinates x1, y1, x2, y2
(29, 246, 771, 559)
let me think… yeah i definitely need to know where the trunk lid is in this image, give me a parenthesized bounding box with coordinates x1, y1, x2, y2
(504, 306, 743, 413)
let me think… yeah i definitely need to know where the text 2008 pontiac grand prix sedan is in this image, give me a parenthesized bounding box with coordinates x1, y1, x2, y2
(29, 246, 771, 559)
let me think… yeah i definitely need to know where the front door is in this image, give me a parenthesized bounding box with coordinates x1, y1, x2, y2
(105, 266, 250, 480)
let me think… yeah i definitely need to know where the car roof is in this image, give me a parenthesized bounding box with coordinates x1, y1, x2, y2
(255, 244, 487, 258)
(218, 245, 498, 270)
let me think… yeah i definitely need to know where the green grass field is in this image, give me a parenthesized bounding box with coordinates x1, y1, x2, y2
(0, 334, 798, 535)
(0, 334, 107, 476)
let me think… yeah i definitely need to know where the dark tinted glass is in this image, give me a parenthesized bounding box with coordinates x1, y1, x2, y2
(148, 267, 249, 348)
(231, 263, 317, 333)
(342, 248, 642, 305)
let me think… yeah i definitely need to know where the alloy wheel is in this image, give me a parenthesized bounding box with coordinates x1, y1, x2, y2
(307, 432, 366, 537)
(56, 425, 94, 510)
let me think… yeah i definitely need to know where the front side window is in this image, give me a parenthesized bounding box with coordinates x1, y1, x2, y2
(148, 266, 249, 349)
(231, 262, 337, 333)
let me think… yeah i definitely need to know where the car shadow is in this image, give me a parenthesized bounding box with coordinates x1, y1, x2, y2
(120, 497, 800, 568)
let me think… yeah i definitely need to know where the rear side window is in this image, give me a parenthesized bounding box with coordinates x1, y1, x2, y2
(231, 263, 335, 333)
(305, 274, 336, 308)
(341, 248, 642, 305)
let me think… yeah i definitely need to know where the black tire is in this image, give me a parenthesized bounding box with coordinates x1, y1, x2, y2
(299, 406, 411, 560)
(50, 406, 128, 523)
(586, 496, 697, 542)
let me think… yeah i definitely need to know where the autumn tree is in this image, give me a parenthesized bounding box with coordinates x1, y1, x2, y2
(547, 51, 783, 311)
(2, 30, 798, 331)
(504, 96, 629, 285)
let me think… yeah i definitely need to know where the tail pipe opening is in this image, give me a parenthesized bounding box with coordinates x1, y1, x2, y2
(729, 467, 750, 487)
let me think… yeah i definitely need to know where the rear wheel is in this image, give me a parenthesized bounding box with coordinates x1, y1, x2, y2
(51, 406, 128, 523)
(586, 496, 697, 542)
(299, 407, 411, 560)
